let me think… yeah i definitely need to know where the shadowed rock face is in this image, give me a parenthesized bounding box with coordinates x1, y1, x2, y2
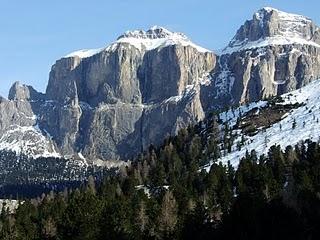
(45, 41, 214, 160)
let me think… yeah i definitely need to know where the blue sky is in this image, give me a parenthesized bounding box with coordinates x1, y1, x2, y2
(1, 0, 320, 97)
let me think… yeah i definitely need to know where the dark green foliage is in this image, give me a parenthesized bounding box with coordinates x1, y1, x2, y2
(0, 115, 320, 239)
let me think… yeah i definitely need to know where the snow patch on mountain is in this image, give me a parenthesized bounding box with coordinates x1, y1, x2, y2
(223, 37, 320, 54)
(0, 125, 60, 159)
(116, 26, 210, 52)
(64, 48, 105, 59)
(64, 26, 211, 58)
(205, 78, 320, 170)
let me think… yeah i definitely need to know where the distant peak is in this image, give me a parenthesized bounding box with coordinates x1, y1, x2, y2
(11, 81, 22, 87)
(149, 25, 168, 31)
(9, 81, 27, 94)
(117, 26, 186, 40)
(64, 26, 211, 59)
(259, 6, 279, 13)
(8, 81, 44, 101)
(115, 26, 210, 52)
(254, 6, 311, 22)
(222, 7, 318, 54)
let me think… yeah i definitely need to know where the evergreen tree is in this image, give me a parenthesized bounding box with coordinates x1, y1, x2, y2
(158, 190, 178, 237)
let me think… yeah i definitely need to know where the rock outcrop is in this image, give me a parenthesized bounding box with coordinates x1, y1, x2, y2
(8, 81, 45, 101)
(0, 84, 58, 158)
(47, 27, 215, 160)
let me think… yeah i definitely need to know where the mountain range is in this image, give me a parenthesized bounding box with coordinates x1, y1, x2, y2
(1, 7, 320, 165)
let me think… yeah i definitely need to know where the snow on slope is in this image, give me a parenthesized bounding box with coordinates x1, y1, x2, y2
(205, 79, 320, 170)
(222, 37, 320, 54)
(64, 26, 211, 58)
(0, 124, 60, 159)
(64, 48, 105, 59)
(116, 26, 210, 52)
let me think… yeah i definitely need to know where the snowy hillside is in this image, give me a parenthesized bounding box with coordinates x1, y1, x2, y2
(0, 124, 60, 159)
(205, 79, 320, 170)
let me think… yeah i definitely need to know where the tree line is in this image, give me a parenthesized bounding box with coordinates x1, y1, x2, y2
(0, 117, 319, 239)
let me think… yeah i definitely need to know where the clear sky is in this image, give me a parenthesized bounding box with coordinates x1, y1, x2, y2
(1, 0, 320, 97)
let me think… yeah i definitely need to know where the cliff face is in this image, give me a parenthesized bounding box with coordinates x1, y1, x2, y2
(2, 8, 320, 162)
(204, 7, 320, 109)
(1, 26, 215, 161)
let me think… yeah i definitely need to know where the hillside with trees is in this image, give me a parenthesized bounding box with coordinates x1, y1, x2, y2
(0, 115, 319, 239)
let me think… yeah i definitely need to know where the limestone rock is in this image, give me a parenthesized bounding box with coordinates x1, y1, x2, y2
(206, 7, 320, 109)
(32, 26, 215, 160)
(8, 82, 45, 101)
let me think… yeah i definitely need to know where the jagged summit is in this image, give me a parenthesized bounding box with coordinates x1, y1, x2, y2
(8, 81, 44, 101)
(254, 6, 313, 34)
(117, 26, 185, 40)
(255, 7, 311, 20)
(64, 26, 210, 59)
(222, 7, 320, 54)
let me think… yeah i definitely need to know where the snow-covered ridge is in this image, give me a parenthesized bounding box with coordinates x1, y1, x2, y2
(223, 37, 320, 54)
(223, 7, 320, 54)
(118, 25, 179, 40)
(256, 6, 312, 24)
(205, 78, 320, 170)
(0, 124, 60, 159)
(64, 26, 211, 59)
(64, 48, 105, 59)
(0, 120, 127, 169)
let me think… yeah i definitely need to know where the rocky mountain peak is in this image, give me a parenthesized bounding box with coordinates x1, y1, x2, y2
(8, 81, 44, 101)
(254, 7, 314, 37)
(115, 26, 210, 52)
(223, 7, 320, 54)
(64, 26, 210, 59)
(117, 26, 186, 40)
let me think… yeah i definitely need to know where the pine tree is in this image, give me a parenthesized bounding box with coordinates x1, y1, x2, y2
(42, 216, 57, 239)
(158, 190, 178, 236)
(135, 200, 148, 234)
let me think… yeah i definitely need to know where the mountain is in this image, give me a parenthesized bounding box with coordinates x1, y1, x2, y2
(2, 7, 320, 240)
(204, 7, 320, 109)
(0, 26, 215, 162)
(1, 8, 320, 164)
